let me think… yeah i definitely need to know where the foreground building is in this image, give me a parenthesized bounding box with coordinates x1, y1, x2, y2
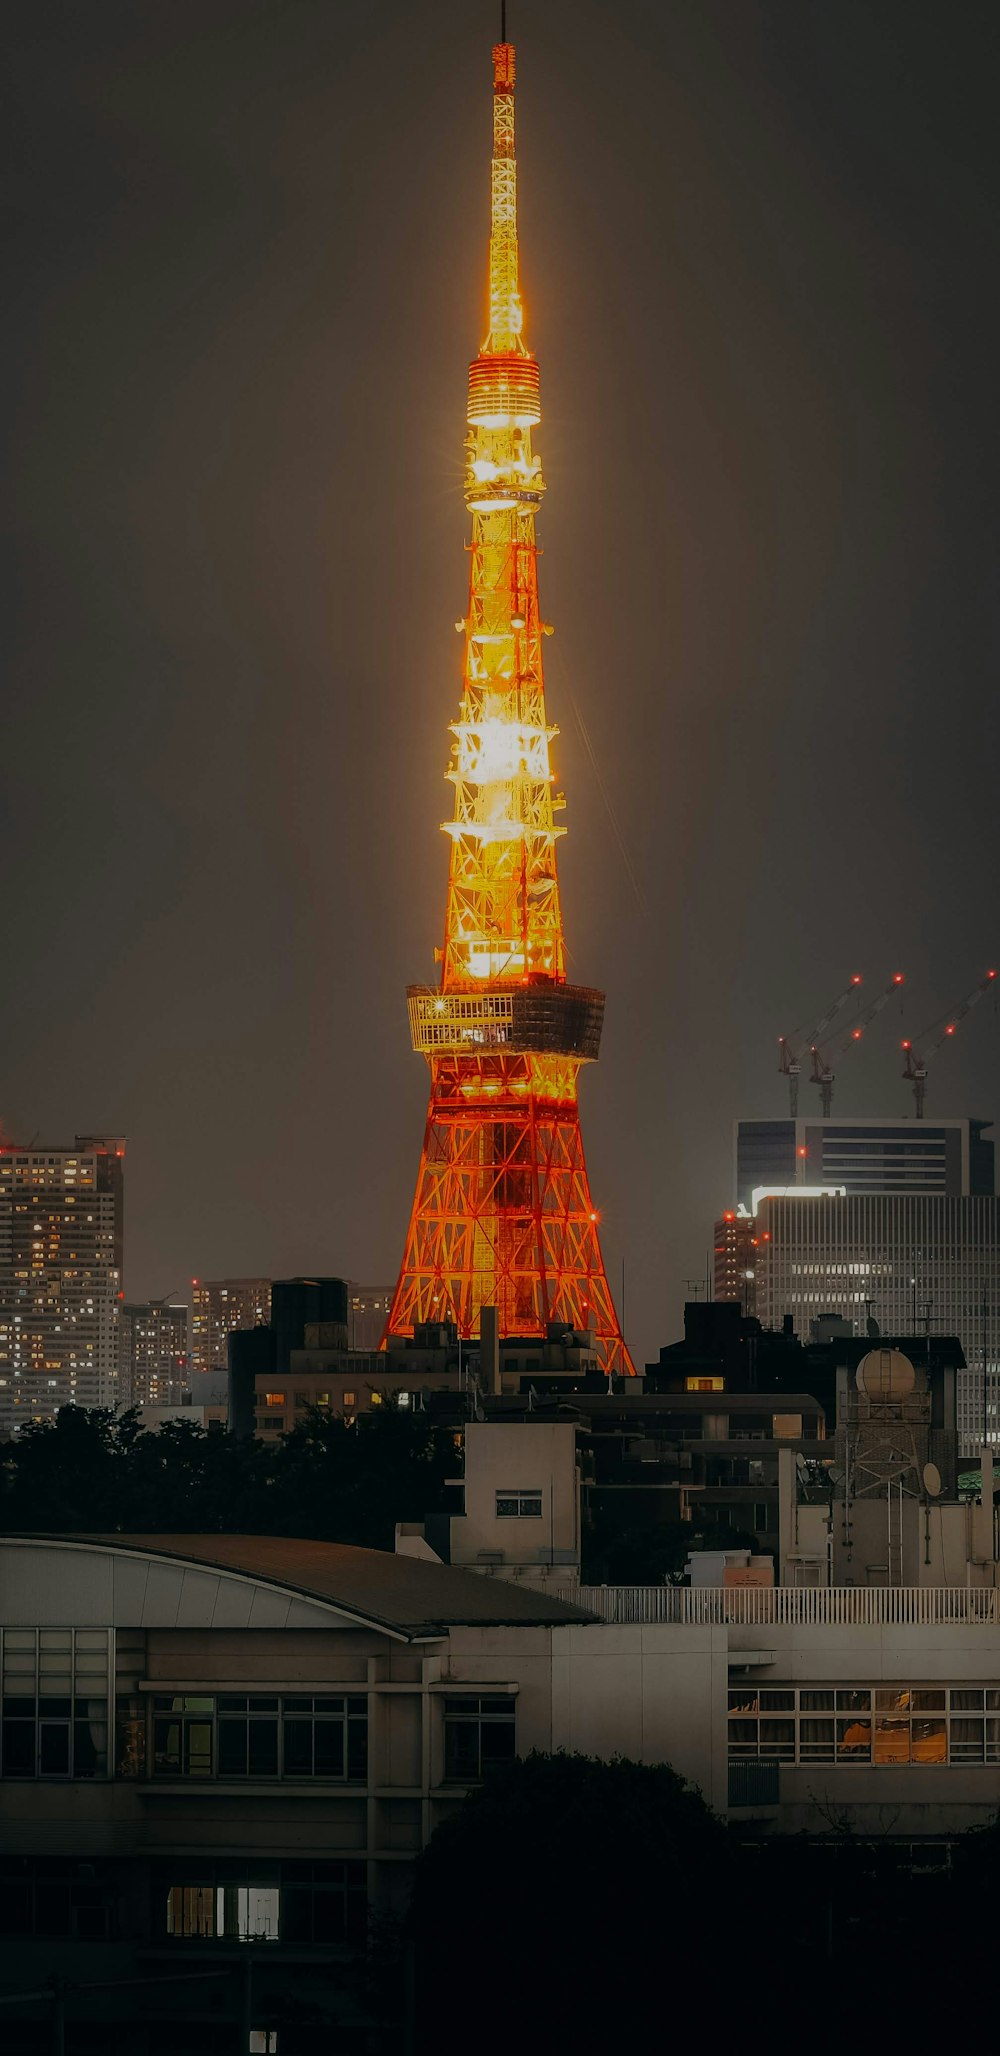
(0, 1527, 997, 2050)
(0, 1135, 124, 1435)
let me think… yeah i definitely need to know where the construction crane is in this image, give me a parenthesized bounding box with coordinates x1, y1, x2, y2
(810, 973, 905, 1116)
(902, 968, 998, 1118)
(778, 975, 862, 1117)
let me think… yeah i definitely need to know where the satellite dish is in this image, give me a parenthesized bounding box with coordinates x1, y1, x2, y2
(856, 1348, 915, 1400)
(922, 1461, 942, 1498)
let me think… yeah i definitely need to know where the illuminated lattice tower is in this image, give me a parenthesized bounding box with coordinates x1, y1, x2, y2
(386, 40, 632, 1375)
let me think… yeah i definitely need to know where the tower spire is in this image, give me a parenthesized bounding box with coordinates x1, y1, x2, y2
(385, 39, 632, 1376)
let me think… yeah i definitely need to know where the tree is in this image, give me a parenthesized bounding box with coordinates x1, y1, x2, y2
(408, 1751, 732, 2051)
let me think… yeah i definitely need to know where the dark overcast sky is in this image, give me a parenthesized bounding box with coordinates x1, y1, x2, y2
(5, 0, 999, 1366)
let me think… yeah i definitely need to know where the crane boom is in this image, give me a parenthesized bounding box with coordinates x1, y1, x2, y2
(810, 973, 905, 1116)
(778, 975, 862, 1117)
(901, 968, 997, 1118)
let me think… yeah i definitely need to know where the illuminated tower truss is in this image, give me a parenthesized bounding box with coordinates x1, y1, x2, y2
(386, 39, 632, 1374)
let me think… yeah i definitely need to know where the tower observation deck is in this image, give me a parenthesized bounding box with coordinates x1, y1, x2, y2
(385, 39, 632, 1375)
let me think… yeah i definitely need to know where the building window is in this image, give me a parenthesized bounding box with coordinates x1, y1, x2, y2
(495, 1490, 543, 1519)
(150, 1694, 367, 1781)
(0, 1629, 109, 1780)
(282, 1696, 367, 1779)
(443, 1696, 516, 1781)
(341, 1391, 356, 1407)
(164, 1862, 366, 1946)
(728, 1684, 1000, 1766)
(153, 1697, 214, 1777)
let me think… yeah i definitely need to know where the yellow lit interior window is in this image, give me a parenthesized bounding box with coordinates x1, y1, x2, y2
(685, 1376, 724, 1392)
(264, 1391, 286, 1406)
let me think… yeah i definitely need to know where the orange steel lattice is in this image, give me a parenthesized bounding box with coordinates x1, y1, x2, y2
(386, 41, 632, 1375)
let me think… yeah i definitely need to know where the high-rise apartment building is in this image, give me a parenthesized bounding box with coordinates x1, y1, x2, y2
(713, 1213, 757, 1314)
(0, 1136, 125, 1435)
(190, 1278, 271, 1375)
(735, 1117, 994, 1211)
(752, 1192, 1000, 1455)
(120, 1301, 188, 1408)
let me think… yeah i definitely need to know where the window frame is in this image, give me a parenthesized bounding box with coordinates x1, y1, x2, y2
(442, 1695, 516, 1783)
(495, 1489, 543, 1519)
(727, 1683, 1000, 1768)
(149, 1692, 369, 1783)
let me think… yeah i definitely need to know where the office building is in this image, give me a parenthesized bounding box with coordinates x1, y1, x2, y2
(735, 1116, 994, 1211)
(190, 1277, 271, 1375)
(752, 1192, 1000, 1453)
(0, 1136, 124, 1435)
(120, 1301, 189, 1409)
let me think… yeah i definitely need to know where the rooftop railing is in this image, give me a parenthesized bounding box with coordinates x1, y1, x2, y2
(564, 1585, 1000, 1626)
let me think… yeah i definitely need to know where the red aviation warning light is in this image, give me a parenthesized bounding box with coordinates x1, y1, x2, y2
(902, 968, 998, 1118)
(384, 39, 631, 1373)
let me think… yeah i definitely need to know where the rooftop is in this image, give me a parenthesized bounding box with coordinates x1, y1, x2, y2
(39, 1533, 596, 1638)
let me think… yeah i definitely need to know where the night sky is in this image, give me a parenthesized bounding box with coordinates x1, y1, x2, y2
(5, 1, 999, 1367)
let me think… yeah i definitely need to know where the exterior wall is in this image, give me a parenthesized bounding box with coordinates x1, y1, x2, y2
(451, 1421, 580, 1576)
(754, 1191, 1000, 1455)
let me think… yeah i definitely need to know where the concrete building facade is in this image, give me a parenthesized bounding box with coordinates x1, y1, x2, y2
(0, 1531, 997, 2049)
(752, 1192, 1000, 1454)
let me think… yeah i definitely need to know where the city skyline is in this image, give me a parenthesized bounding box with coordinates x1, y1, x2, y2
(4, 1, 998, 1371)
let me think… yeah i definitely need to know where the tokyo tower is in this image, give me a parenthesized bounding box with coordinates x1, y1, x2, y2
(386, 34, 633, 1376)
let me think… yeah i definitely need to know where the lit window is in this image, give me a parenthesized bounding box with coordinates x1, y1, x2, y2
(341, 1391, 356, 1408)
(264, 1392, 285, 1407)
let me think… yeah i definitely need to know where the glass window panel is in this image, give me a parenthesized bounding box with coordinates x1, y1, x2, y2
(39, 1632, 71, 1651)
(2, 1633, 36, 1651)
(154, 1720, 181, 1773)
(313, 1720, 345, 1777)
(218, 1697, 250, 1715)
(2, 1722, 35, 1775)
(39, 1725, 70, 1775)
(281, 1887, 311, 1945)
(282, 1719, 312, 1775)
(874, 1718, 911, 1764)
(74, 1632, 108, 1651)
(248, 1698, 278, 1714)
(218, 1722, 248, 1777)
(480, 1699, 512, 1716)
(759, 1691, 795, 1712)
(283, 1697, 312, 1713)
(800, 1691, 834, 1712)
(347, 1697, 366, 1717)
(949, 1689, 985, 1711)
(185, 1723, 212, 1777)
(836, 1719, 872, 1759)
(316, 1699, 346, 1715)
(948, 1719, 984, 1760)
(480, 1720, 515, 1764)
(910, 1690, 945, 1712)
(728, 1692, 758, 1714)
(836, 1690, 870, 1712)
(248, 1721, 278, 1777)
(986, 1692, 1000, 1712)
(444, 1723, 480, 1779)
(910, 1721, 946, 1764)
(985, 1720, 1000, 1762)
(73, 1720, 106, 1777)
(38, 1698, 71, 1719)
(875, 1689, 911, 1713)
